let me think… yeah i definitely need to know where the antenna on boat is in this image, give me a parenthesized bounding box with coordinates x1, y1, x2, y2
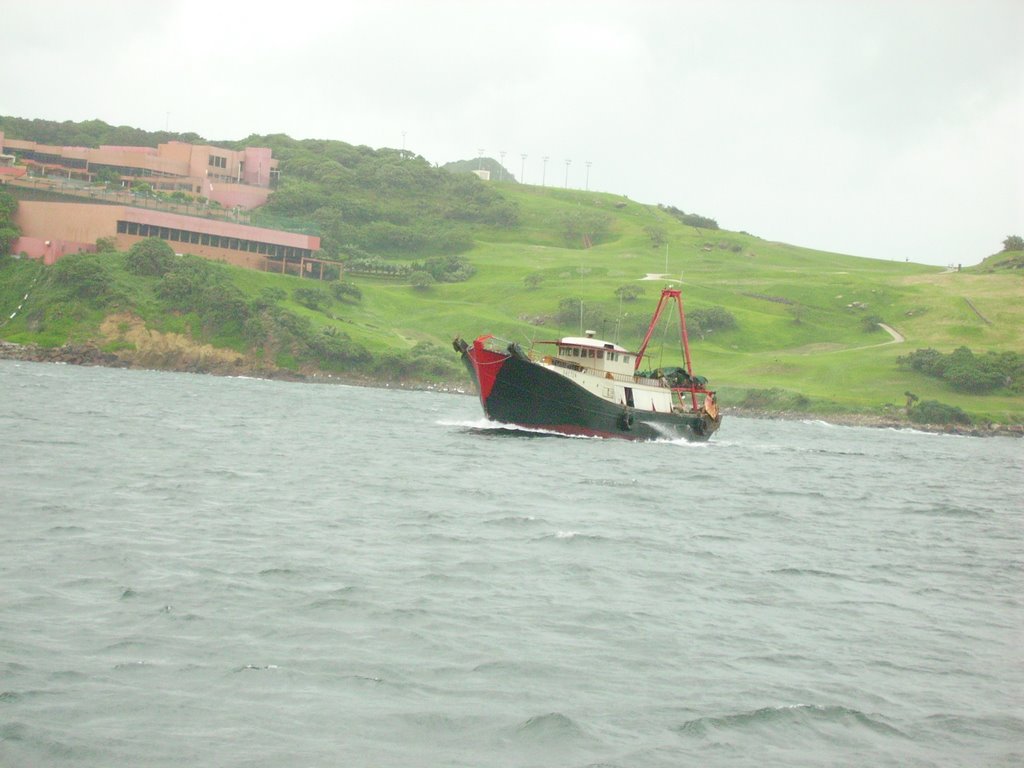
(578, 263, 585, 334)
(613, 293, 624, 344)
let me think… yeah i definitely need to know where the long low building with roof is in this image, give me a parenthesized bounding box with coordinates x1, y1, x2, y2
(11, 200, 320, 272)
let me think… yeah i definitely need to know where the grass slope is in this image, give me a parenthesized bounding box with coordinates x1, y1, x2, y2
(2, 182, 1021, 425)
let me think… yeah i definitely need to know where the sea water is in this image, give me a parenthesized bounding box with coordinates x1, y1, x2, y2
(0, 360, 1020, 767)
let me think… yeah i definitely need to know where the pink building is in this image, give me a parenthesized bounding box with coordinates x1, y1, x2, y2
(13, 201, 320, 272)
(3, 131, 322, 274)
(0, 131, 278, 210)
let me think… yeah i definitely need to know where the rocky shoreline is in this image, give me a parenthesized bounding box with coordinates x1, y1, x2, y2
(2, 340, 1020, 438)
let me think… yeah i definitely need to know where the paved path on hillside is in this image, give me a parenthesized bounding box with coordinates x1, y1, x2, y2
(877, 323, 905, 344)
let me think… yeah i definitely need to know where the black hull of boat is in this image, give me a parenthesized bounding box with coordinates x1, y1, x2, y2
(456, 342, 719, 442)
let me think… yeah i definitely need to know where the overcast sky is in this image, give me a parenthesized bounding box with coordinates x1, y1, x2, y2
(3, 0, 1021, 266)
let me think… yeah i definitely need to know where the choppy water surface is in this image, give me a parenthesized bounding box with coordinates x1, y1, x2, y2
(1, 360, 1021, 767)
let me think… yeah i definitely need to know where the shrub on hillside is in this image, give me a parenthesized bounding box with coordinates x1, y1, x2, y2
(908, 399, 972, 426)
(332, 281, 363, 303)
(658, 204, 719, 230)
(410, 271, 435, 291)
(740, 388, 810, 411)
(125, 237, 175, 276)
(305, 327, 371, 367)
(900, 346, 1022, 393)
(688, 307, 736, 338)
(0, 226, 19, 255)
(862, 314, 885, 333)
(52, 253, 116, 302)
(344, 257, 412, 278)
(293, 286, 329, 311)
(615, 284, 644, 302)
(523, 273, 543, 290)
(155, 255, 252, 335)
(414, 254, 476, 283)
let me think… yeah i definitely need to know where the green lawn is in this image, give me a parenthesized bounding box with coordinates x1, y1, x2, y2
(2, 182, 1021, 424)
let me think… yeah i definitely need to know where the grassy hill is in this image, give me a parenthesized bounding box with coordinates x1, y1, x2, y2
(0, 119, 1021, 427)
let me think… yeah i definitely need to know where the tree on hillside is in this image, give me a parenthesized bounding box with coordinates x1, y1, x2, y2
(125, 237, 175, 276)
(644, 225, 667, 248)
(410, 271, 435, 291)
(1002, 235, 1023, 252)
(615, 284, 644, 302)
(0, 190, 18, 254)
(0, 226, 18, 255)
(0, 190, 18, 221)
(523, 273, 543, 290)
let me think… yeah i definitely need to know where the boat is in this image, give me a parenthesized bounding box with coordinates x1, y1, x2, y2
(453, 287, 722, 441)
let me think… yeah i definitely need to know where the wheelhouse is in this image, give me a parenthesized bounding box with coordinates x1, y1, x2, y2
(542, 332, 636, 377)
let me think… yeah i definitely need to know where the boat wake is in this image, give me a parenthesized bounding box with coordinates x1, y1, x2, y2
(439, 418, 595, 439)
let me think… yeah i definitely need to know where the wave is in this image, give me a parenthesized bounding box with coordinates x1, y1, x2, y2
(258, 567, 301, 578)
(533, 530, 608, 543)
(514, 712, 588, 742)
(769, 567, 846, 579)
(47, 525, 87, 534)
(905, 503, 986, 518)
(306, 585, 360, 610)
(483, 514, 541, 525)
(674, 704, 906, 740)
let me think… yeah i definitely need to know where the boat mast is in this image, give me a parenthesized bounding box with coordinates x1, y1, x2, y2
(635, 288, 699, 409)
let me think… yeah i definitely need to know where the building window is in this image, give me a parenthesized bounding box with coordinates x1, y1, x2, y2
(117, 221, 127, 234)
(128, 222, 139, 235)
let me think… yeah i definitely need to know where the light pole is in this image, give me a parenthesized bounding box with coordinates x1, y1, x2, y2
(585, 160, 592, 191)
(477, 148, 484, 171)
(564, 159, 571, 188)
(499, 150, 506, 181)
(541, 156, 549, 186)
(520, 153, 527, 184)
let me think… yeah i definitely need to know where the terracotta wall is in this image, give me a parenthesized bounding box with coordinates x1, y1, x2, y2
(12, 201, 319, 269)
(11, 236, 95, 265)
